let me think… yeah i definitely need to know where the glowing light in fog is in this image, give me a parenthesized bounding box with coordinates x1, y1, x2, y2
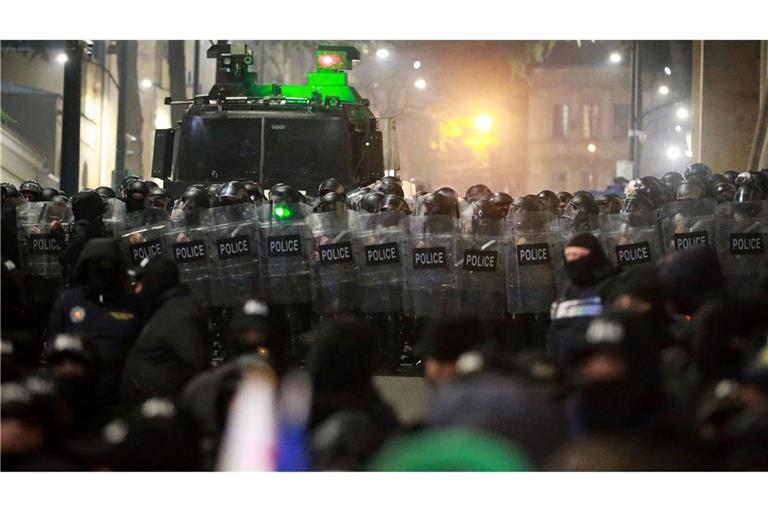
(666, 146, 682, 160)
(56, 53, 68, 64)
(587, 143, 597, 153)
(376, 48, 389, 59)
(664, 66, 672, 75)
(414, 78, 427, 90)
(413, 60, 422, 69)
(658, 85, 669, 95)
(609, 52, 622, 63)
(474, 114, 492, 133)
(141, 79, 153, 89)
(676, 107, 689, 120)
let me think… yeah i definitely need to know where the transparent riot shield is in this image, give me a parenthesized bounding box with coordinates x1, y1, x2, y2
(119, 209, 170, 267)
(560, 213, 601, 243)
(16, 201, 71, 278)
(353, 211, 407, 314)
(457, 218, 506, 319)
(203, 203, 259, 308)
(715, 200, 768, 297)
(162, 210, 211, 306)
(102, 198, 126, 238)
(659, 198, 717, 254)
(506, 211, 563, 315)
(256, 202, 313, 305)
(403, 215, 460, 318)
(307, 210, 361, 314)
(599, 210, 663, 269)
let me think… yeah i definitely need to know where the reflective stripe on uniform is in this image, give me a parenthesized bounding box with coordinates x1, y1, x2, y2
(550, 297, 603, 320)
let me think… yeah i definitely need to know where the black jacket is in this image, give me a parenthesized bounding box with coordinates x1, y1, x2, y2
(58, 218, 106, 284)
(48, 239, 143, 406)
(548, 268, 621, 367)
(120, 284, 210, 405)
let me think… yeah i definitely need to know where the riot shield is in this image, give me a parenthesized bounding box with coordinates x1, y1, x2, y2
(162, 210, 211, 306)
(715, 200, 768, 296)
(119, 209, 170, 267)
(16, 201, 71, 278)
(599, 210, 663, 269)
(203, 203, 259, 308)
(403, 215, 460, 318)
(659, 198, 717, 254)
(307, 210, 361, 314)
(102, 198, 126, 238)
(256, 202, 313, 305)
(506, 211, 563, 315)
(457, 218, 506, 319)
(353, 211, 407, 314)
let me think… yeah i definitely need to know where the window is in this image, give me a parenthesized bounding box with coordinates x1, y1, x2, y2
(582, 104, 600, 139)
(613, 105, 630, 140)
(552, 105, 570, 139)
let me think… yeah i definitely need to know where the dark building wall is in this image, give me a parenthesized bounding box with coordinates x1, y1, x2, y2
(693, 41, 762, 171)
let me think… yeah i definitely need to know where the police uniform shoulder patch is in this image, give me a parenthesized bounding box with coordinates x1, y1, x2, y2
(69, 306, 86, 324)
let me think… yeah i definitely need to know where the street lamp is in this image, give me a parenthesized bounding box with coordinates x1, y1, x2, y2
(658, 85, 669, 95)
(664, 66, 672, 76)
(56, 53, 68, 64)
(587, 143, 597, 153)
(413, 60, 422, 69)
(414, 78, 427, 90)
(474, 113, 492, 133)
(666, 146, 682, 160)
(676, 107, 689, 120)
(609, 52, 622, 64)
(140, 79, 153, 89)
(376, 48, 389, 59)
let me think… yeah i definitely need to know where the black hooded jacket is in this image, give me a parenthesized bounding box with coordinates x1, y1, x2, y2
(120, 259, 210, 405)
(548, 234, 621, 366)
(47, 239, 143, 406)
(57, 191, 108, 283)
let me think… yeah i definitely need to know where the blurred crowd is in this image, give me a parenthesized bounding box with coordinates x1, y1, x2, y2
(2, 164, 768, 471)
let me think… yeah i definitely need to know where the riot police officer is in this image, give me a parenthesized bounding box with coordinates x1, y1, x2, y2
(56, 190, 109, 284)
(489, 192, 513, 218)
(308, 191, 361, 321)
(19, 181, 44, 202)
(458, 199, 506, 333)
(597, 193, 623, 216)
(434, 187, 461, 218)
(562, 191, 600, 237)
(661, 171, 684, 197)
(96, 186, 116, 200)
(714, 182, 737, 204)
(537, 190, 560, 215)
(318, 178, 347, 198)
(358, 192, 385, 214)
(125, 180, 150, 213)
(373, 180, 405, 198)
(557, 191, 573, 216)
(242, 181, 266, 205)
(465, 184, 493, 204)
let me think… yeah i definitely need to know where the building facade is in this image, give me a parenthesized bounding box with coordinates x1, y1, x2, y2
(526, 66, 630, 194)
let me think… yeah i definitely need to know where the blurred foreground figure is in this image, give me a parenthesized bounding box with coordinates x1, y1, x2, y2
(370, 428, 530, 471)
(307, 320, 399, 432)
(120, 257, 210, 405)
(417, 315, 486, 387)
(180, 299, 288, 469)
